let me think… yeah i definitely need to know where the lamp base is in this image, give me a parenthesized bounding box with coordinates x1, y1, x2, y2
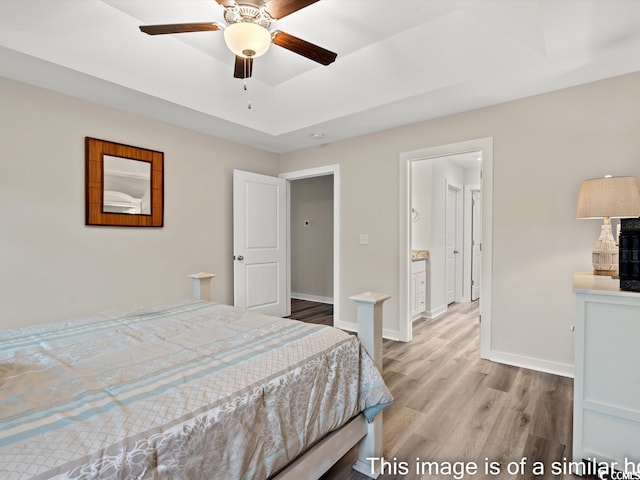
(594, 269, 618, 276)
(592, 222, 618, 277)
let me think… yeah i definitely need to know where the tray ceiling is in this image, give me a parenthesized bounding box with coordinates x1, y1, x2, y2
(1, 0, 640, 153)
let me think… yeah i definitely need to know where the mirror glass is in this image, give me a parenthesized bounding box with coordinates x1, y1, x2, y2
(102, 155, 151, 215)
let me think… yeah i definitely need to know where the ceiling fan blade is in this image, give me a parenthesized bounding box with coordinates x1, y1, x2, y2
(215, 0, 235, 7)
(272, 31, 337, 65)
(139, 22, 221, 35)
(234, 56, 254, 78)
(265, 0, 319, 19)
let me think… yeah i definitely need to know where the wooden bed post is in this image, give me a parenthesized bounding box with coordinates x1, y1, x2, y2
(188, 272, 215, 301)
(349, 291, 391, 479)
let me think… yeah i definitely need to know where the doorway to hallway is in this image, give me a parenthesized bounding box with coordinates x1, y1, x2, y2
(398, 137, 493, 359)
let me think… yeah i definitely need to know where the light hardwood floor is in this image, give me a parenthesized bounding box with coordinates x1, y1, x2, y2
(290, 299, 589, 480)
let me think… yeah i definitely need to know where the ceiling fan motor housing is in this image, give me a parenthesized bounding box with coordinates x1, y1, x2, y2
(224, 1, 273, 28)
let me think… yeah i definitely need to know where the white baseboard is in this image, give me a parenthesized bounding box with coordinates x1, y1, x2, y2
(425, 304, 447, 319)
(291, 293, 334, 305)
(382, 328, 403, 341)
(333, 320, 354, 333)
(335, 322, 574, 374)
(489, 350, 574, 378)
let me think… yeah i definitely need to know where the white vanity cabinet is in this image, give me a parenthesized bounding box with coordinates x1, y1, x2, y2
(572, 273, 640, 469)
(411, 260, 426, 319)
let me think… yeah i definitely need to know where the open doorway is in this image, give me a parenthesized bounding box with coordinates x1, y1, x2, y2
(398, 137, 492, 359)
(289, 175, 334, 304)
(411, 153, 481, 317)
(280, 165, 341, 325)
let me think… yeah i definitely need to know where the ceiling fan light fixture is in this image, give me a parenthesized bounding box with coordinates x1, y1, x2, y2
(224, 22, 271, 58)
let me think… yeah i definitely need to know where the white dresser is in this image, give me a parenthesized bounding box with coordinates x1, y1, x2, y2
(572, 273, 640, 469)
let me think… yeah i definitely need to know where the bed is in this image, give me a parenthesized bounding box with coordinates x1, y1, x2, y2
(0, 275, 392, 480)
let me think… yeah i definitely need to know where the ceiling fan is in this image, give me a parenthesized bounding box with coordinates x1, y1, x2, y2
(139, 0, 337, 79)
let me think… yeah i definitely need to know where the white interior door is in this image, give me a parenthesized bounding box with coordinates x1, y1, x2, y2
(233, 170, 287, 316)
(471, 189, 482, 301)
(445, 184, 459, 305)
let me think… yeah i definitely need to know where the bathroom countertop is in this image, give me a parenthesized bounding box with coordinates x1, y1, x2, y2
(412, 249, 429, 261)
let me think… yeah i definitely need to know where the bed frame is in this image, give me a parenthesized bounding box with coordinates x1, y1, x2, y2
(189, 273, 390, 479)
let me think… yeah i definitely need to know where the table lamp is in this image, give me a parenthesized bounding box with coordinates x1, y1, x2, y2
(575, 175, 640, 276)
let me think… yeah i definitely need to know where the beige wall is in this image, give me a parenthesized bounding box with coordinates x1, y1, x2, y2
(3, 71, 640, 373)
(290, 175, 333, 301)
(279, 71, 640, 374)
(0, 77, 279, 330)
(410, 160, 432, 251)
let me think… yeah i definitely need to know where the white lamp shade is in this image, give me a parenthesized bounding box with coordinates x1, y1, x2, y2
(575, 176, 640, 219)
(224, 22, 271, 58)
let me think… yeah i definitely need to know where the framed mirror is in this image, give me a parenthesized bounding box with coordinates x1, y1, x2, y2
(85, 137, 164, 227)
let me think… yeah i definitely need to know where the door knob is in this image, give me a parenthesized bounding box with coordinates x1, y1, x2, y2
(236, 255, 244, 261)
(454, 250, 459, 254)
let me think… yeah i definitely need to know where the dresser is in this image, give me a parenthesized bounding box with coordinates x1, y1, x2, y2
(572, 273, 640, 468)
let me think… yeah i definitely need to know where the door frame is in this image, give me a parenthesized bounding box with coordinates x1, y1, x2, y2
(280, 165, 340, 325)
(399, 138, 492, 359)
(464, 183, 481, 302)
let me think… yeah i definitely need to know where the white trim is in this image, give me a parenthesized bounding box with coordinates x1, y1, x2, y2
(291, 293, 334, 305)
(489, 350, 574, 378)
(280, 165, 340, 326)
(284, 180, 292, 317)
(399, 137, 493, 356)
(425, 305, 447, 319)
(398, 157, 413, 342)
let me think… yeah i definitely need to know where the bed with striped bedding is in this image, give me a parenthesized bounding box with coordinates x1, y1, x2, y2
(0, 300, 392, 480)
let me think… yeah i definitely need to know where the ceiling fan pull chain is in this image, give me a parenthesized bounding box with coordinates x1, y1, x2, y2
(244, 57, 252, 109)
(237, 56, 251, 109)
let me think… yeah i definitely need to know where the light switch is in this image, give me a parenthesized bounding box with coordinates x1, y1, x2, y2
(360, 234, 369, 245)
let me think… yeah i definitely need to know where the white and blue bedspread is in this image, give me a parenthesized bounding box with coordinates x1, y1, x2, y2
(0, 300, 392, 480)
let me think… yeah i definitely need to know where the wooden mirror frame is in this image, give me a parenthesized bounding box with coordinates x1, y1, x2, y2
(85, 137, 164, 227)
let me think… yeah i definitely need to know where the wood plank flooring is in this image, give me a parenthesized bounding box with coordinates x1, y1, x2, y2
(289, 300, 589, 480)
(288, 298, 334, 326)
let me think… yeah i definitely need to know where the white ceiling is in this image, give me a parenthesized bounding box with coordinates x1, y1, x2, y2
(1, 0, 640, 153)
